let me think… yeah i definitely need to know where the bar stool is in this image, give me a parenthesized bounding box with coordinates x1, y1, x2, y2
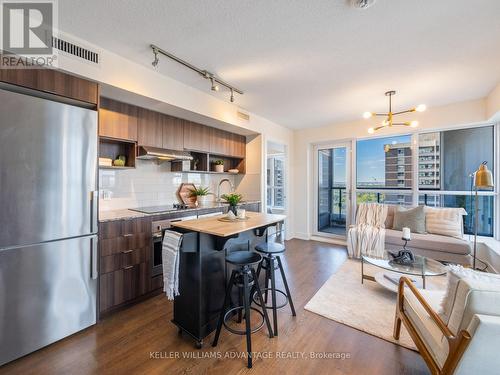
(212, 251, 273, 369)
(253, 241, 296, 336)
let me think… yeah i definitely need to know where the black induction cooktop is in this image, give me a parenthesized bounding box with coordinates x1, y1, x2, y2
(129, 203, 192, 214)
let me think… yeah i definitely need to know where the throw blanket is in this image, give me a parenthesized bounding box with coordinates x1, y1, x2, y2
(347, 203, 388, 259)
(162, 230, 183, 300)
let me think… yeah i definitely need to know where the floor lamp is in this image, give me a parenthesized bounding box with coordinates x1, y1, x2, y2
(473, 161, 494, 270)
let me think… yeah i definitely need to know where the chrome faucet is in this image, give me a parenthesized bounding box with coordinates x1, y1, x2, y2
(217, 178, 234, 202)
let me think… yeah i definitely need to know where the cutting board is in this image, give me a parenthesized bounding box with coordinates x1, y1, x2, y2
(177, 183, 197, 207)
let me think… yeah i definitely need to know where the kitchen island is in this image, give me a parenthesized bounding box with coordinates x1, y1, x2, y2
(169, 212, 286, 348)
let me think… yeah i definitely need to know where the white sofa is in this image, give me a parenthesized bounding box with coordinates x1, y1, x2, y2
(384, 205, 472, 265)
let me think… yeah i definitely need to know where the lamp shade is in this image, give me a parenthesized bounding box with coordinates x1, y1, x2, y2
(474, 162, 494, 189)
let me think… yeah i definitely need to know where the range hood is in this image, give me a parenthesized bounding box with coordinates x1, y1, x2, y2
(136, 146, 193, 161)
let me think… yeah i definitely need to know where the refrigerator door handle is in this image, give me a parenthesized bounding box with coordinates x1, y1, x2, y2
(90, 190, 98, 233)
(91, 236, 98, 280)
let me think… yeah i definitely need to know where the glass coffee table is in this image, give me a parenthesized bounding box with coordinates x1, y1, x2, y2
(361, 253, 447, 291)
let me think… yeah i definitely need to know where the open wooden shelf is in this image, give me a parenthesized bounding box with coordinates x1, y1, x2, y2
(99, 165, 136, 170)
(171, 152, 245, 175)
(99, 137, 136, 169)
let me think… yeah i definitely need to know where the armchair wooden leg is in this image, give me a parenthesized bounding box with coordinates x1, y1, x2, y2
(393, 313, 402, 340)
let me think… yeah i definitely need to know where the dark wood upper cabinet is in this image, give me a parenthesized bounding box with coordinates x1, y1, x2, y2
(162, 115, 184, 151)
(183, 121, 210, 152)
(209, 128, 246, 158)
(230, 133, 246, 158)
(99, 98, 138, 141)
(137, 107, 162, 148)
(0, 67, 98, 105)
(209, 127, 230, 155)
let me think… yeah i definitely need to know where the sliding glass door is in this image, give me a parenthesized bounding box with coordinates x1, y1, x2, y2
(314, 142, 351, 237)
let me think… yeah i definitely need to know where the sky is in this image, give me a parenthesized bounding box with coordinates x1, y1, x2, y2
(356, 135, 411, 184)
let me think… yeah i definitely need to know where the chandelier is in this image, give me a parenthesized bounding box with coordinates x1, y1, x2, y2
(363, 91, 426, 133)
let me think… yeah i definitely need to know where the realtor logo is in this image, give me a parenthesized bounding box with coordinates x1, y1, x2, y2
(1, 0, 57, 67)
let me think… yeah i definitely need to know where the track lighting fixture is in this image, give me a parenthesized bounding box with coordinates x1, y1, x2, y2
(150, 44, 243, 103)
(152, 48, 159, 67)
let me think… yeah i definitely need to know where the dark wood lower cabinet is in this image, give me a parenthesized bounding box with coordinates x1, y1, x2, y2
(99, 262, 151, 312)
(98, 217, 153, 316)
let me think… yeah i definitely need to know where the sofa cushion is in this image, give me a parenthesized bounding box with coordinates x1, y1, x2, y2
(385, 229, 471, 255)
(425, 206, 467, 239)
(393, 205, 427, 234)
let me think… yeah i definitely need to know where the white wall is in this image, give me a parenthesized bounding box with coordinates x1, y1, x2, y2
(292, 98, 488, 239)
(487, 82, 500, 120)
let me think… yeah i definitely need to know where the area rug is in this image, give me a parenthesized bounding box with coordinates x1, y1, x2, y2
(304, 258, 447, 351)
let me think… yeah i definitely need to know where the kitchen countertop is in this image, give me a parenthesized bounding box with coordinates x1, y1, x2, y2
(170, 212, 286, 237)
(98, 201, 261, 222)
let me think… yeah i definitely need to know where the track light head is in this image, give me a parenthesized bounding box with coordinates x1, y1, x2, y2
(230, 88, 235, 102)
(152, 48, 159, 67)
(210, 77, 219, 92)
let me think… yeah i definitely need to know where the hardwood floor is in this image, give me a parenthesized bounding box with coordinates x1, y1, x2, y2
(0, 239, 429, 375)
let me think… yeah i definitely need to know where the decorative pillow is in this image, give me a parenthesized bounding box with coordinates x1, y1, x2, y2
(425, 206, 467, 239)
(392, 205, 426, 234)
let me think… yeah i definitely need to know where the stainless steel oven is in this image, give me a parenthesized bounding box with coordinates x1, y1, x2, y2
(151, 216, 197, 277)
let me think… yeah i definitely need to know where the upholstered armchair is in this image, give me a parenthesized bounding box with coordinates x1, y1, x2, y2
(394, 274, 500, 375)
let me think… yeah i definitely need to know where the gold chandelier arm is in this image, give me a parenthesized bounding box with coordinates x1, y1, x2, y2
(373, 113, 388, 117)
(392, 122, 411, 126)
(374, 125, 388, 131)
(392, 109, 416, 115)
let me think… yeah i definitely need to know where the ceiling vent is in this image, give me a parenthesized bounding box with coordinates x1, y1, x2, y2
(52, 37, 99, 64)
(237, 111, 250, 121)
(349, 0, 376, 9)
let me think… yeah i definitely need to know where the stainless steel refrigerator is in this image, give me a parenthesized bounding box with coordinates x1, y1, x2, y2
(0, 86, 99, 365)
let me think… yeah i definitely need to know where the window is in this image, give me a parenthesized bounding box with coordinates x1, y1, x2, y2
(354, 125, 496, 237)
(417, 126, 495, 236)
(267, 156, 285, 209)
(357, 135, 412, 189)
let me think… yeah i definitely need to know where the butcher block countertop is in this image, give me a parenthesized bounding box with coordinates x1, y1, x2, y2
(170, 212, 286, 237)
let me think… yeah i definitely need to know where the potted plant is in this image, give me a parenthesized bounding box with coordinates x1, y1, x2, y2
(214, 159, 224, 173)
(221, 193, 243, 215)
(189, 186, 212, 206)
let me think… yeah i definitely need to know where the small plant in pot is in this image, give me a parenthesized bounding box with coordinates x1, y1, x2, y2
(221, 193, 243, 215)
(214, 159, 224, 173)
(189, 186, 212, 206)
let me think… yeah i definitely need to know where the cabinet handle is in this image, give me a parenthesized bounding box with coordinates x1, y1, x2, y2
(123, 265, 133, 270)
(123, 233, 133, 237)
(122, 249, 133, 254)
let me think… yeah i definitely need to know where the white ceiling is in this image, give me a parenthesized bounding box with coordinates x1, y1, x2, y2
(59, 0, 500, 129)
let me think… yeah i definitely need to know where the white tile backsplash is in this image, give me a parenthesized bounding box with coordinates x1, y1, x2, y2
(99, 159, 239, 211)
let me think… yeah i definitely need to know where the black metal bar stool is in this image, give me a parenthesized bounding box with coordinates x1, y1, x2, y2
(212, 251, 273, 369)
(253, 241, 296, 336)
